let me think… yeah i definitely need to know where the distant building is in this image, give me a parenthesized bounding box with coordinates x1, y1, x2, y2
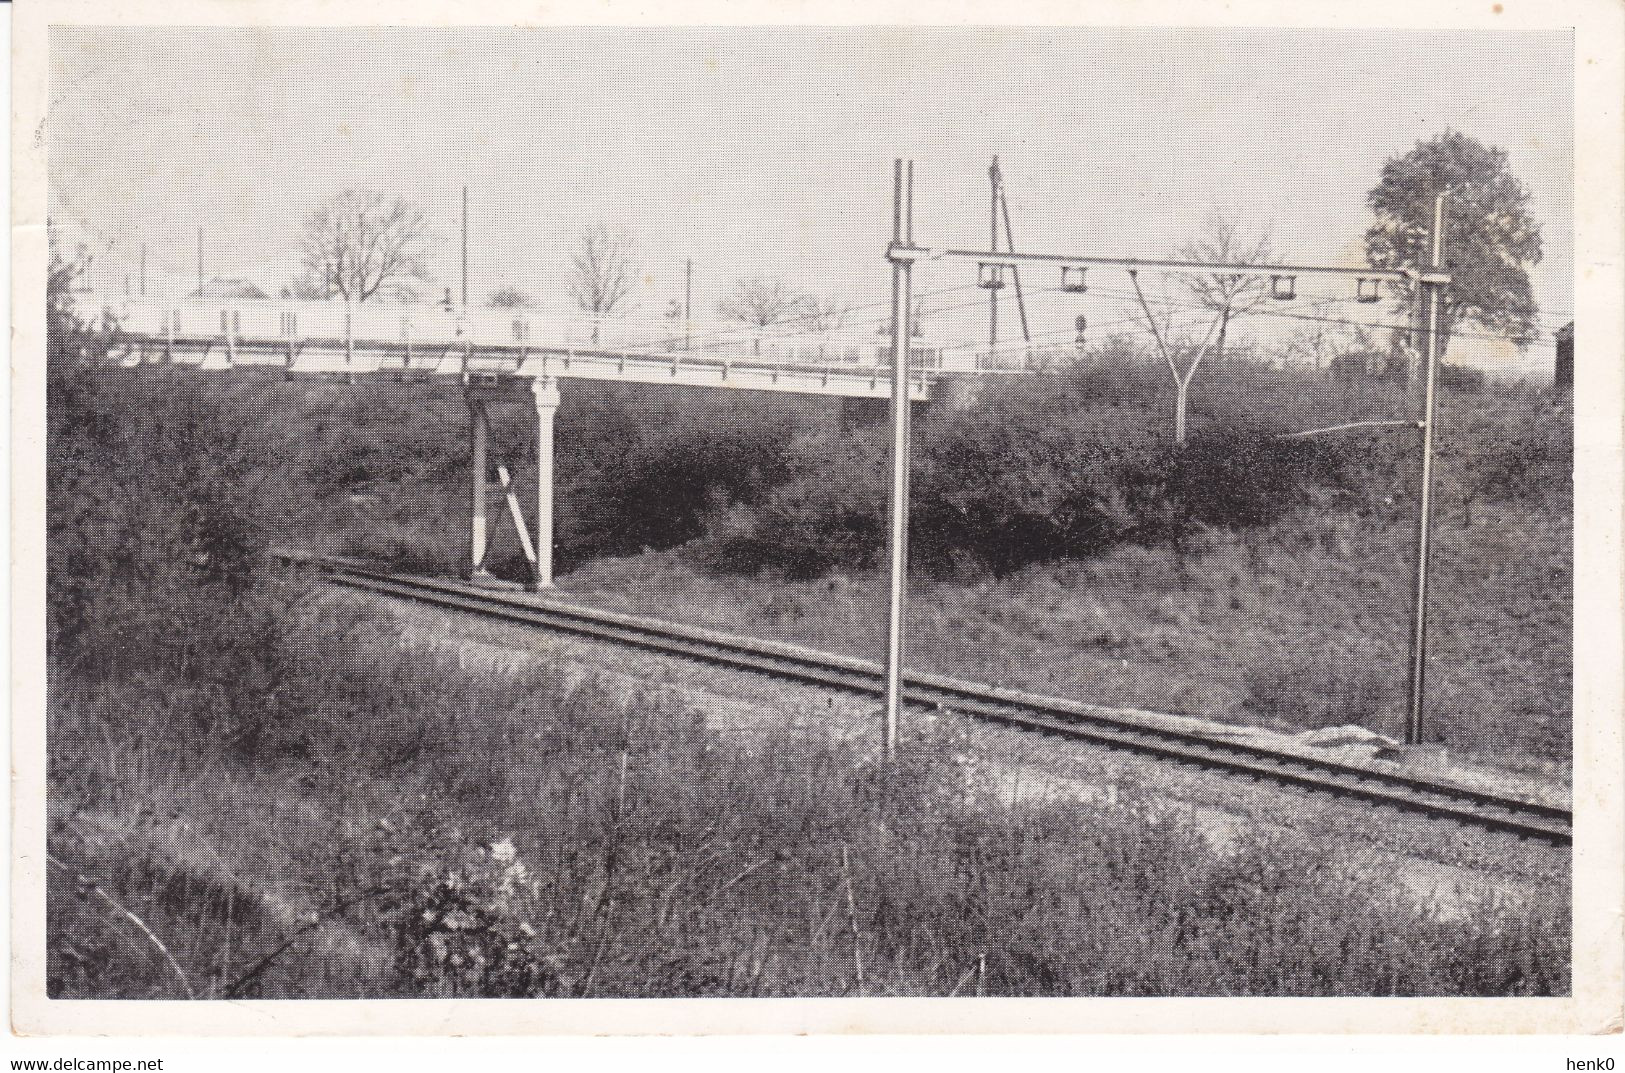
(1555, 321, 1573, 391)
(191, 277, 269, 301)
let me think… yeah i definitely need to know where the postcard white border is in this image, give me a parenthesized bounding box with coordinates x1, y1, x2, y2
(10, 0, 1622, 1037)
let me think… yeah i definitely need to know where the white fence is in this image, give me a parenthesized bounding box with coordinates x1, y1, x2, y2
(84, 295, 1053, 376)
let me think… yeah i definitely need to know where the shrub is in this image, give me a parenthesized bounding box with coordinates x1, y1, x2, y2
(1439, 364, 1486, 393)
(587, 419, 797, 557)
(1455, 393, 1572, 524)
(1241, 648, 1398, 733)
(693, 429, 890, 578)
(913, 402, 1148, 576)
(47, 268, 307, 759)
(1122, 426, 1344, 546)
(381, 825, 569, 998)
(695, 388, 1351, 581)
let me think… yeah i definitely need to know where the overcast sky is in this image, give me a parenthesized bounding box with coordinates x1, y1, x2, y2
(48, 26, 1572, 370)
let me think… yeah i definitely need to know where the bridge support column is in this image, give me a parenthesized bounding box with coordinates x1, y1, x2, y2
(532, 376, 561, 589)
(468, 396, 494, 582)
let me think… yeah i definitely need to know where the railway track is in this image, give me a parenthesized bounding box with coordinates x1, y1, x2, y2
(278, 551, 1572, 847)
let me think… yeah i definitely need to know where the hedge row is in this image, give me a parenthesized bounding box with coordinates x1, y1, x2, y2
(696, 415, 1350, 580)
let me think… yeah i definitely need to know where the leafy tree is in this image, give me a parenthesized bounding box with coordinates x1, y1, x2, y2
(297, 189, 431, 303)
(1364, 130, 1543, 357)
(47, 246, 272, 706)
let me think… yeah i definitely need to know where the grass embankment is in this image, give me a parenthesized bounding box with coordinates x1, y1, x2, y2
(201, 354, 1569, 776)
(50, 588, 1569, 999)
(46, 335, 1569, 998)
(562, 491, 1569, 778)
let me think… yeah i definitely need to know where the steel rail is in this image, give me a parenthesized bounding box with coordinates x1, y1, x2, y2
(280, 553, 1571, 847)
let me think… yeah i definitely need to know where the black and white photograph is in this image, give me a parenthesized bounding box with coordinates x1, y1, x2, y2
(10, 0, 1623, 1042)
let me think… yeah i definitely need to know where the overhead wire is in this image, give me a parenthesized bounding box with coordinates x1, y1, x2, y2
(58, 178, 1563, 353)
(1055, 275, 1560, 349)
(594, 282, 986, 356)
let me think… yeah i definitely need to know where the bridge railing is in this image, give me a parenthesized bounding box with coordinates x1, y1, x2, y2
(85, 295, 1057, 379)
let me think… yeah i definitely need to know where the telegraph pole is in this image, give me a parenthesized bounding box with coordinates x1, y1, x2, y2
(139, 243, 147, 297)
(883, 158, 918, 761)
(998, 171, 1031, 343)
(461, 186, 469, 308)
(685, 258, 693, 350)
(987, 157, 1030, 349)
(1405, 191, 1450, 747)
(196, 227, 204, 296)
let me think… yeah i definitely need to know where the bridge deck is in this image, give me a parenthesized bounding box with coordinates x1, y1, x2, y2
(80, 295, 1061, 399)
(112, 334, 935, 400)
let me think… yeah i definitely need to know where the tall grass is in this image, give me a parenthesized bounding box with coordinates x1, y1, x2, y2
(49, 599, 1569, 999)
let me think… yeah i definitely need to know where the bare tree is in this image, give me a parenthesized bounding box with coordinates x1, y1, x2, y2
(297, 189, 430, 303)
(1175, 213, 1275, 366)
(719, 277, 814, 354)
(799, 294, 852, 333)
(719, 277, 812, 330)
(1279, 321, 1387, 377)
(1279, 321, 1336, 373)
(570, 224, 637, 342)
(1130, 271, 1223, 446)
(876, 297, 926, 339)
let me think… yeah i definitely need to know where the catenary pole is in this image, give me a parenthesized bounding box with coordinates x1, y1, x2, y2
(1405, 191, 1449, 746)
(883, 159, 917, 761)
(888, 163, 1452, 751)
(196, 227, 203, 296)
(685, 258, 693, 351)
(461, 186, 469, 308)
